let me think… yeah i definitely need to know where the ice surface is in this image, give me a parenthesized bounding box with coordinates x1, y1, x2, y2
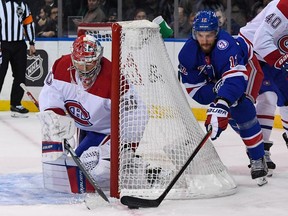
(1, 112, 288, 216)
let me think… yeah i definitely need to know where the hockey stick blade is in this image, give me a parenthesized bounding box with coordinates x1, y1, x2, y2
(63, 139, 110, 203)
(120, 126, 212, 208)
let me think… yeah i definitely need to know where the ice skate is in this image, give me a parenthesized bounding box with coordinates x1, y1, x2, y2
(10, 105, 29, 118)
(264, 151, 276, 177)
(264, 142, 276, 177)
(250, 157, 268, 186)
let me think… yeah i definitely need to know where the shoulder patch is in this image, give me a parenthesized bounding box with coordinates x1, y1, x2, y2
(217, 40, 229, 50)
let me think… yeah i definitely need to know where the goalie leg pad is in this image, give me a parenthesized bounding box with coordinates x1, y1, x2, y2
(42, 156, 94, 193)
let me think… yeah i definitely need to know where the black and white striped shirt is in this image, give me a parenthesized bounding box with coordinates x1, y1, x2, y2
(0, 0, 35, 45)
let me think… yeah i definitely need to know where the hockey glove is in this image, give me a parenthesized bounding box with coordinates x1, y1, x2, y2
(205, 99, 229, 140)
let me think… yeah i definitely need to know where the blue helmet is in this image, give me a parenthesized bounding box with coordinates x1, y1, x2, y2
(192, 10, 219, 38)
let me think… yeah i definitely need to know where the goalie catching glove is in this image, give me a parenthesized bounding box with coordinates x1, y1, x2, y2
(37, 110, 76, 162)
(205, 99, 229, 140)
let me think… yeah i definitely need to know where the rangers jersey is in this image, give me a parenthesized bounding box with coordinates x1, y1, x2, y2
(178, 29, 248, 106)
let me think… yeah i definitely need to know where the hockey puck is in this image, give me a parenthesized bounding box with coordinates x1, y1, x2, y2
(128, 206, 139, 209)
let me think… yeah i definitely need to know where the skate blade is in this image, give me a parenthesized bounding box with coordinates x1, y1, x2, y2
(11, 112, 29, 118)
(256, 177, 268, 186)
(267, 169, 273, 177)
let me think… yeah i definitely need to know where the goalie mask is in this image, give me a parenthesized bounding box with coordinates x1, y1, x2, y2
(71, 34, 103, 89)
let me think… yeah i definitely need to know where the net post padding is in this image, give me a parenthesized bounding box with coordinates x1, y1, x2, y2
(78, 20, 237, 199)
(110, 22, 121, 198)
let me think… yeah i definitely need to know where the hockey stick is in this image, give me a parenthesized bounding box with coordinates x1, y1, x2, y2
(120, 126, 212, 208)
(63, 139, 110, 203)
(20, 83, 39, 109)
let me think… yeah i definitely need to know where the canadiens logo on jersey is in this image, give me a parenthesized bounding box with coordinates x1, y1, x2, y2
(277, 35, 288, 54)
(217, 40, 229, 50)
(65, 100, 92, 127)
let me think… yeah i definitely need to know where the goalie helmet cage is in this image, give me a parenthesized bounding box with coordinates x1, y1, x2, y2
(78, 21, 237, 199)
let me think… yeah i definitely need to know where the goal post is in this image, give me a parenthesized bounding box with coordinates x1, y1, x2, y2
(78, 21, 237, 199)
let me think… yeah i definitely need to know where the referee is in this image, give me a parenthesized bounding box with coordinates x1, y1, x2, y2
(0, 0, 36, 117)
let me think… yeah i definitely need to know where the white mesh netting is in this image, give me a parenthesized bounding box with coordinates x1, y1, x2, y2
(78, 20, 237, 199)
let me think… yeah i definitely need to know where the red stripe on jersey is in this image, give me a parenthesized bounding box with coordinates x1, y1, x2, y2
(238, 32, 252, 46)
(45, 108, 66, 115)
(243, 132, 263, 147)
(277, 0, 288, 18)
(256, 114, 275, 120)
(264, 49, 282, 67)
(186, 87, 193, 94)
(222, 69, 246, 78)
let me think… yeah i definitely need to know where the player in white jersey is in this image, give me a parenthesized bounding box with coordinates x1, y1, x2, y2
(37, 34, 149, 193)
(240, 0, 288, 175)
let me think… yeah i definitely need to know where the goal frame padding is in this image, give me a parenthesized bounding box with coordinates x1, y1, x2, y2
(110, 22, 121, 198)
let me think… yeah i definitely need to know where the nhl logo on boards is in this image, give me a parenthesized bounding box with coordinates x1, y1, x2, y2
(26, 54, 43, 82)
(26, 50, 48, 86)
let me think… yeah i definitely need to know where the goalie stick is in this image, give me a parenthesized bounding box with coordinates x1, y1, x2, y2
(63, 139, 110, 203)
(120, 126, 212, 208)
(20, 83, 39, 109)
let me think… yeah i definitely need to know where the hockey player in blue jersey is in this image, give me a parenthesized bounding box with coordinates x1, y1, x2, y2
(178, 10, 268, 185)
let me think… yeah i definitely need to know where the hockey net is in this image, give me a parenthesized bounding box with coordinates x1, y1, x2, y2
(78, 21, 237, 199)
